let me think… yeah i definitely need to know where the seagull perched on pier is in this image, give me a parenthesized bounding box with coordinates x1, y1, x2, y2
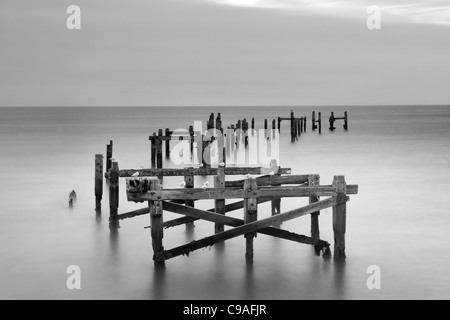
(270, 172, 275, 176)
(132, 172, 140, 177)
(202, 181, 209, 189)
(199, 163, 204, 168)
(218, 162, 226, 167)
(286, 170, 291, 174)
(179, 181, 186, 188)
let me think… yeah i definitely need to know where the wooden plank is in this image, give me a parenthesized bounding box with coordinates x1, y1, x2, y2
(119, 166, 292, 178)
(333, 176, 347, 260)
(225, 175, 306, 188)
(128, 185, 358, 202)
(154, 196, 342, 262)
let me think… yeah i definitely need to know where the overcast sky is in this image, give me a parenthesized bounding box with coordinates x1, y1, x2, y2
(0, 0, 449, 106)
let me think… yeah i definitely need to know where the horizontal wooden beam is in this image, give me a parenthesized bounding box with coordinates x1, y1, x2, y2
(154, 196, 341, 262)
(120, 166, 291, 178)
(128, 185, 358, 202)
(225, 175, 308, 188)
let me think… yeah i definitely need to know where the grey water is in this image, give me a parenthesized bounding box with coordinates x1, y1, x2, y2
(0, 105, 449, 300)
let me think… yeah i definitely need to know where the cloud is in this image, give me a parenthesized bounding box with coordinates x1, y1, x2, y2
(204, 0, 450, 27)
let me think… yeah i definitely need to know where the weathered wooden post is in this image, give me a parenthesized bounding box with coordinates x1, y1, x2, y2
(303, 116, 307, 132)
(308, 174, 320, 238)
(185, 169, 195, 229)
(189, 125, 194, 154)
(151, 133, 156, 169)
(290, 111, 295, 142)
(318, 112, 322, 134)
(271, 160, 281, 227)
(214, 166, 226, 234)
(332, 176, 347, 260)
(264, 119, 268, 131)
(298, 117, 302, 135)
(149, 178, 164, 265)
(157, 129, 163, 181)
(244, 177, 258, 263)
(344, 111, 348, 131)
(278, 117, 281, 133)
(95, 154, 103, 210)
(329, 112, 336, 131)
(165, 128, 170, 158)
(312, 111, 316, 130)
(106, 140, 113, 174)
(251, 118, 255, 130)
(109, 161, 120, 230)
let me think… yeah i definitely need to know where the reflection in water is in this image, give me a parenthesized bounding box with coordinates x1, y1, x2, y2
(333, 260, 347, 300)
(152, 263, 167, 300)
(109, 230, 120, 261)
(244, 263, 255, 299)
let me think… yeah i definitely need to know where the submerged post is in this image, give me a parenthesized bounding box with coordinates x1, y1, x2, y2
(278, 117, 281, 133)
(251, 118, 255, 130)
(329, 112, 336, 131)
(290, 111, 295, 142)
(332, 176, 347, 260)
(157, 129, 163, 182)
(149, 178, 164, 265)
(106, 140, 113, 174)
(308, 174, 320, 238)
(214, 166, 226, 234)
(165, 128, 170, 158)
(271, 160, 281, 227)
(95, 154, 103, 211)
(185, 169, 195, 229)
(151, 133, 156, 169)
(244, 177, 258, 263)
(109, 161, 120, 230)
(344, 111, 348, 131)
(318, 112, 322, 134)
(312, 111, 316, 131)
(303, 116, 307, 132)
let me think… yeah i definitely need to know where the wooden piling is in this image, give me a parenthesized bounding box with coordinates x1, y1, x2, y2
(106, 140, 113, 174)
(151, 133, 156, 169)
(318, 112, 322, 134)
(332, 176, 347, 260)
(344, 111, 348, 130)
(157, 129, 163, 181)
(149, 178, 164, 264)
(303, 117, 307, 132)
(184, 170, 195, 229)
(290, 111, 295, 142)
(271, 160, 281, 227)
(308, 174, 320, 238)
(329, 112, 336, 131)
(109, 161, 120, 230)
(189, 125, 194, 154)
(251, 118, 255, 130)
(214, 166, 226, 234)
(278, 117, 281, 133)
(312, 111, 316, 131)
(165, 128, 170, 158)
(95, 154, 103, 210)
(297, 119, 301, 138)
(244, 177, 258, 263)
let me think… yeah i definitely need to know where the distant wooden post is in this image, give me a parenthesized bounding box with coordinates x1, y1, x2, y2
(157, 129, 163, 181)
(278, 117, 281, 133)
(149, 178, 164, 265)
(290, 111, 295, 142)
(185, 169, 195, 229)
(189, 125, 194, 154)
(151, 133, 156, 169)
(318, 112, 322, 134)
(329, 112, 336, 131)
(344, 111, 348, 131)
(251, 118, 255, 130)
(298, 118, 302, 134)
(214, 166, 226, 234)
(332, 176, 347, 260)
(165, 128, 170, 158)
(312, 111, 316, 131)
(109, 161, 120, 230)
(264, 119, 268, 131)
(303, 117, 307, 132)
(95, 154, 103, 210)
(106, 140, 113, 174)
(244, 177, 258, 263)
(216, 115, 222, 134)
(308, 174, 320, 238)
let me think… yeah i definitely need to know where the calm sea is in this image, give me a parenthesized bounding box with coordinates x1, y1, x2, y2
(0, 106, 449, 300)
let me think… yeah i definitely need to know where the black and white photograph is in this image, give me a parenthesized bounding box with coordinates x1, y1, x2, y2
(1, 0, 449, 303)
